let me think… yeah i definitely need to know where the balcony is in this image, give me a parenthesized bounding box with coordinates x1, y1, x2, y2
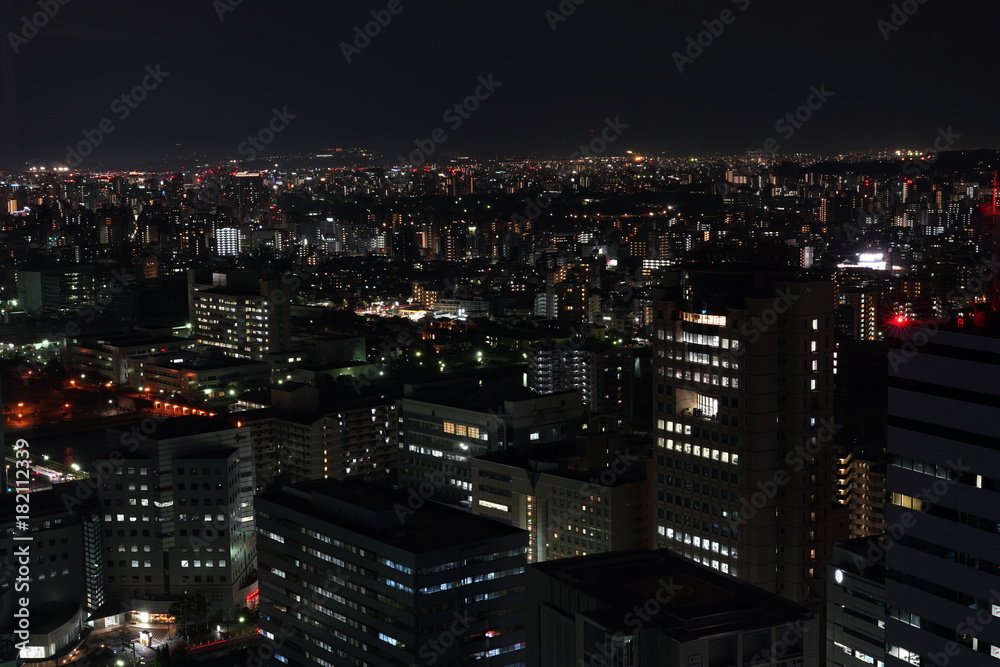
(680, 407, 718, 423)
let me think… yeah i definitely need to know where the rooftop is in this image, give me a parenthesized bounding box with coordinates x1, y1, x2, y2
(259, 480, 527, 554)
(476, 440, 647, 486)
(106, 414, 235, 441)
(532, 548, 813, 641)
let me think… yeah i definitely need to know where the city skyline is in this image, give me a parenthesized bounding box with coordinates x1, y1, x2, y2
(3, 2, 1000, 665)
(2, 0, 999, 170)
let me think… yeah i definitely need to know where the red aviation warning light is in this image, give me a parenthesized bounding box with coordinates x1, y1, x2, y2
(980, 171, 1000, 311)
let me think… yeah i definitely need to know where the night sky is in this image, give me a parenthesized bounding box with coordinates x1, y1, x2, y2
(2, 0, 997, 169)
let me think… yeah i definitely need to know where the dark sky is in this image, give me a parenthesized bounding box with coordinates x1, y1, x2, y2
(2, 0, 997, 169)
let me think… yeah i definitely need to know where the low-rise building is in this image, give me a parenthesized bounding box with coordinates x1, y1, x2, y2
(63, 332, 196, 385)
(397, 378, 584, 506)
(137, 356, 272, 401)
(472, 436, 653, 562)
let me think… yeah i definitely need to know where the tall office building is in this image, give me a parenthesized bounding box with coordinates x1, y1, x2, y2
(652, 268, 845, 610)
(256, 480, 528, 666)
(884, 319, 1000, 665)
(97, 417, 257, 617)
(189, 268, 292, 361)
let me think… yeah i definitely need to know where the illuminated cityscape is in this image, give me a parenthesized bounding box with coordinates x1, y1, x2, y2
(2, 2, 1000, 667)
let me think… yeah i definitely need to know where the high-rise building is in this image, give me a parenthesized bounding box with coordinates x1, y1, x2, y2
(528, 340, 634, 432)
(883, 319, 1000, 665)
(527, 548, 819, 667)
(836, 286, 884, 341)
(274, 390, 397, 483)
(234, 384, 398, 484)
(397, 378, 584, 506)
(216, 227, 241, 256)
(256, 480, 528, 666)
(652, 268, 846, 611)
(189, 269, 292, 361)
(97, 417, 257, 617)
(827, 537, 886, 667)
(835, 446, 887, 539)
(233, 172, 264, 221)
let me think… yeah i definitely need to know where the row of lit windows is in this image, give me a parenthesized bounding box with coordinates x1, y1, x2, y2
(664, 368, 740, 388)
(443, 421, 487, 439)
(660, 526, 738, 559)
(834, 642, 882, 666)
(658, 438, 739, 465)
(478, 499, 510, 512)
